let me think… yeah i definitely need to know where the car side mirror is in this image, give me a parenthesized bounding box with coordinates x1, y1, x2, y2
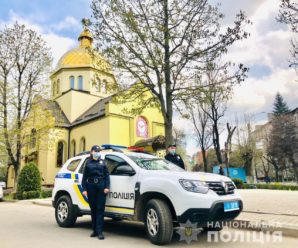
(114, 165, 136, 176)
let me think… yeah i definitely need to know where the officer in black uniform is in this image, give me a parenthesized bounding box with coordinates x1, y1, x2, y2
(82, 145, 110, 240)
(164, 144, 185, 170)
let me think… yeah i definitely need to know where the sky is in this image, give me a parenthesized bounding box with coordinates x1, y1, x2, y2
(0, 0, 297, 155)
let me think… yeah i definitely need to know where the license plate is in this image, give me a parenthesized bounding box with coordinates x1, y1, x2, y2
(224, 201, 240, 212)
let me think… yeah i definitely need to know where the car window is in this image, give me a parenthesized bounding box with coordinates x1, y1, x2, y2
(127, 155, 184, 171)
(105, 155, 131, 175)
(67, 159, 82, 172)
(78, 158, 89, 174)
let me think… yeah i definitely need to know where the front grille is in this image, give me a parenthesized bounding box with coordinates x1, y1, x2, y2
(206, 181, 235, 195)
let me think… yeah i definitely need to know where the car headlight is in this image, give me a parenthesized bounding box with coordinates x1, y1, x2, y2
(179, 179, 209, 194)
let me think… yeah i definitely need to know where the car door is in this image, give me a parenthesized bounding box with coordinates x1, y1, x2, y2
(103, 154, 138, 216)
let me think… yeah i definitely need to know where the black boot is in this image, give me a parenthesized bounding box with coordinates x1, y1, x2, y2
(98, 233, 105, 240)
(90, 231, 98, 237)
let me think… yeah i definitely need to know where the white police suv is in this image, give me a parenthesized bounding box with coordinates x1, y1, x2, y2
(52, 145, 243, 245)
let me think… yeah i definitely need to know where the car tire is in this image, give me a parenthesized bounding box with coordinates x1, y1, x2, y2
(55, 195, 77, 227)
(145, 199, 173, 245)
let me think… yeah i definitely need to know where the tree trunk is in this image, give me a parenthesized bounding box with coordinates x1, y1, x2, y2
(164, 118, 173, 148)
(202, 148, 208, 172)
(274, 166, 279, 182)
(212, 122, 222, 164)
(162, 0, 174, 148)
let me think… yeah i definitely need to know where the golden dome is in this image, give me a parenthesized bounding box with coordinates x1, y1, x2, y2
(55, 28, 112, 73)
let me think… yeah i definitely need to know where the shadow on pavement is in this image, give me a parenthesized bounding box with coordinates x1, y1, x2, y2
(73, 218, 209, 246)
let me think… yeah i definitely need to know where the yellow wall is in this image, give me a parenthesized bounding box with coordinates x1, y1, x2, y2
(70, 117, 110, 157)
(107, 91, 165, 145)
(44, 128, 69, 184)
(55, 90, 100, 123)
(51, 68, 117, 99)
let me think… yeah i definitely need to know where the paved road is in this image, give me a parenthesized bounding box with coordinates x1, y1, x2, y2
(0, 201, 298, 248)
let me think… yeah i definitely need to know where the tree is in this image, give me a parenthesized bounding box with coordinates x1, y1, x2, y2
(16, 162, 41, 199)
(277, 0, 298, 71)
(224, 123, 236, 177)
(268, 114, 298, 182)
(183, 98, 212, 172)
(235, 115, 256, 177)
(199, 62, 247, 164)
(273, 92, 290, 116)
(91, 0, 250, 146)
(206, 148, 218, 168)
(0, 23, 52, 188)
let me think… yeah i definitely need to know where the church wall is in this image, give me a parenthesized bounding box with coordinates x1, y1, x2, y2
(6, 166, 15, 188)
(106, 97, 165, 145)
(56, 90, 100, 123)
(44, 128, 69, 185)
(70, 117, 110, 157)
(52, 68, 93, 93)
(107, 115, 132, 146)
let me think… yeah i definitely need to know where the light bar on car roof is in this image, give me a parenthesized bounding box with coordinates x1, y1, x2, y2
(101, 144, 128, 149)
(128, 146, 145, 151)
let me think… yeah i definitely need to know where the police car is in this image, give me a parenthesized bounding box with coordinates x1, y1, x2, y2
(52, 145, 243, 245)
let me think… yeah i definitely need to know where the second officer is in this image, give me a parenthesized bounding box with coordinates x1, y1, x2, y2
(82, 145, 110, 240)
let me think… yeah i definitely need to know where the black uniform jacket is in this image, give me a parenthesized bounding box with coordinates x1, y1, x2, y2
(164, 153, 185, 170)
(82, 158, 110, 191)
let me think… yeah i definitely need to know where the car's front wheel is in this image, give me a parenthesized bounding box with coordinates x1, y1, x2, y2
(145, 199, 173, 245)
(55, 195, 77, 227)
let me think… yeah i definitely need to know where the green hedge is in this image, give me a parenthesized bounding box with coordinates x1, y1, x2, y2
(232, 178, 244, 189)
(242, 183, 298, 191)
(16, 162, 41, 200)
(22, 190, 40, 199)
(41, 188, 52, 198)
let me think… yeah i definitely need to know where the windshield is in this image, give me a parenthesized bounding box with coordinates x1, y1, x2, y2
(127, 155, 184, 171)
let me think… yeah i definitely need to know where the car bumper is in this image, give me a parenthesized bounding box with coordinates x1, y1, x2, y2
(177, 200, 243, 226)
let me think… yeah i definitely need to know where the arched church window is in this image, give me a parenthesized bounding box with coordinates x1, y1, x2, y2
(56, 79, 60, 94)
(102, 79, 107, 94)
(94, 78, 101, 92)
(70, 76, 75, 89)
(79, 137, 86, 152)
(53, 81, 56, 96)
(78, 76, 83, 90)
(71, 140, 76, 157)
(57, 141, 66, 167)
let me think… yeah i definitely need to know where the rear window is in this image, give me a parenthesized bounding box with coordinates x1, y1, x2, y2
(67, 159, 81, 172)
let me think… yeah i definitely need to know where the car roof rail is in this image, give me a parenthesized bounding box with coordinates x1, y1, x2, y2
(129, 150, 153, 155)
(76, 145, 126, 156)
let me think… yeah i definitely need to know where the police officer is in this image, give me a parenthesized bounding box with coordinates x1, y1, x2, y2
(82, 145, 110, 240)
(164, 144, 185, 170)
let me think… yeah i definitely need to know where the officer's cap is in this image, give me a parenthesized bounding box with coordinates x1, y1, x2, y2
(168, 144, 177, 148)
(91, 145, 101, 152)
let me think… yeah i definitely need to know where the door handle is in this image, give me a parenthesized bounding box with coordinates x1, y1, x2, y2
(74, 179, 79, 183)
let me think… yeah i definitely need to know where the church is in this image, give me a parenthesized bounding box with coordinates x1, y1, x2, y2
(7, 26, 165, 188)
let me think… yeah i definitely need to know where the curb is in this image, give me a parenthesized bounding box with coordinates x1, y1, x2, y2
(32, 200, 52, 207)
(230, 219, 298, 238)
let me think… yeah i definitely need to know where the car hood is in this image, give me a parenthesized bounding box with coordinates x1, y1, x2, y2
(143, 170, 232, 182)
